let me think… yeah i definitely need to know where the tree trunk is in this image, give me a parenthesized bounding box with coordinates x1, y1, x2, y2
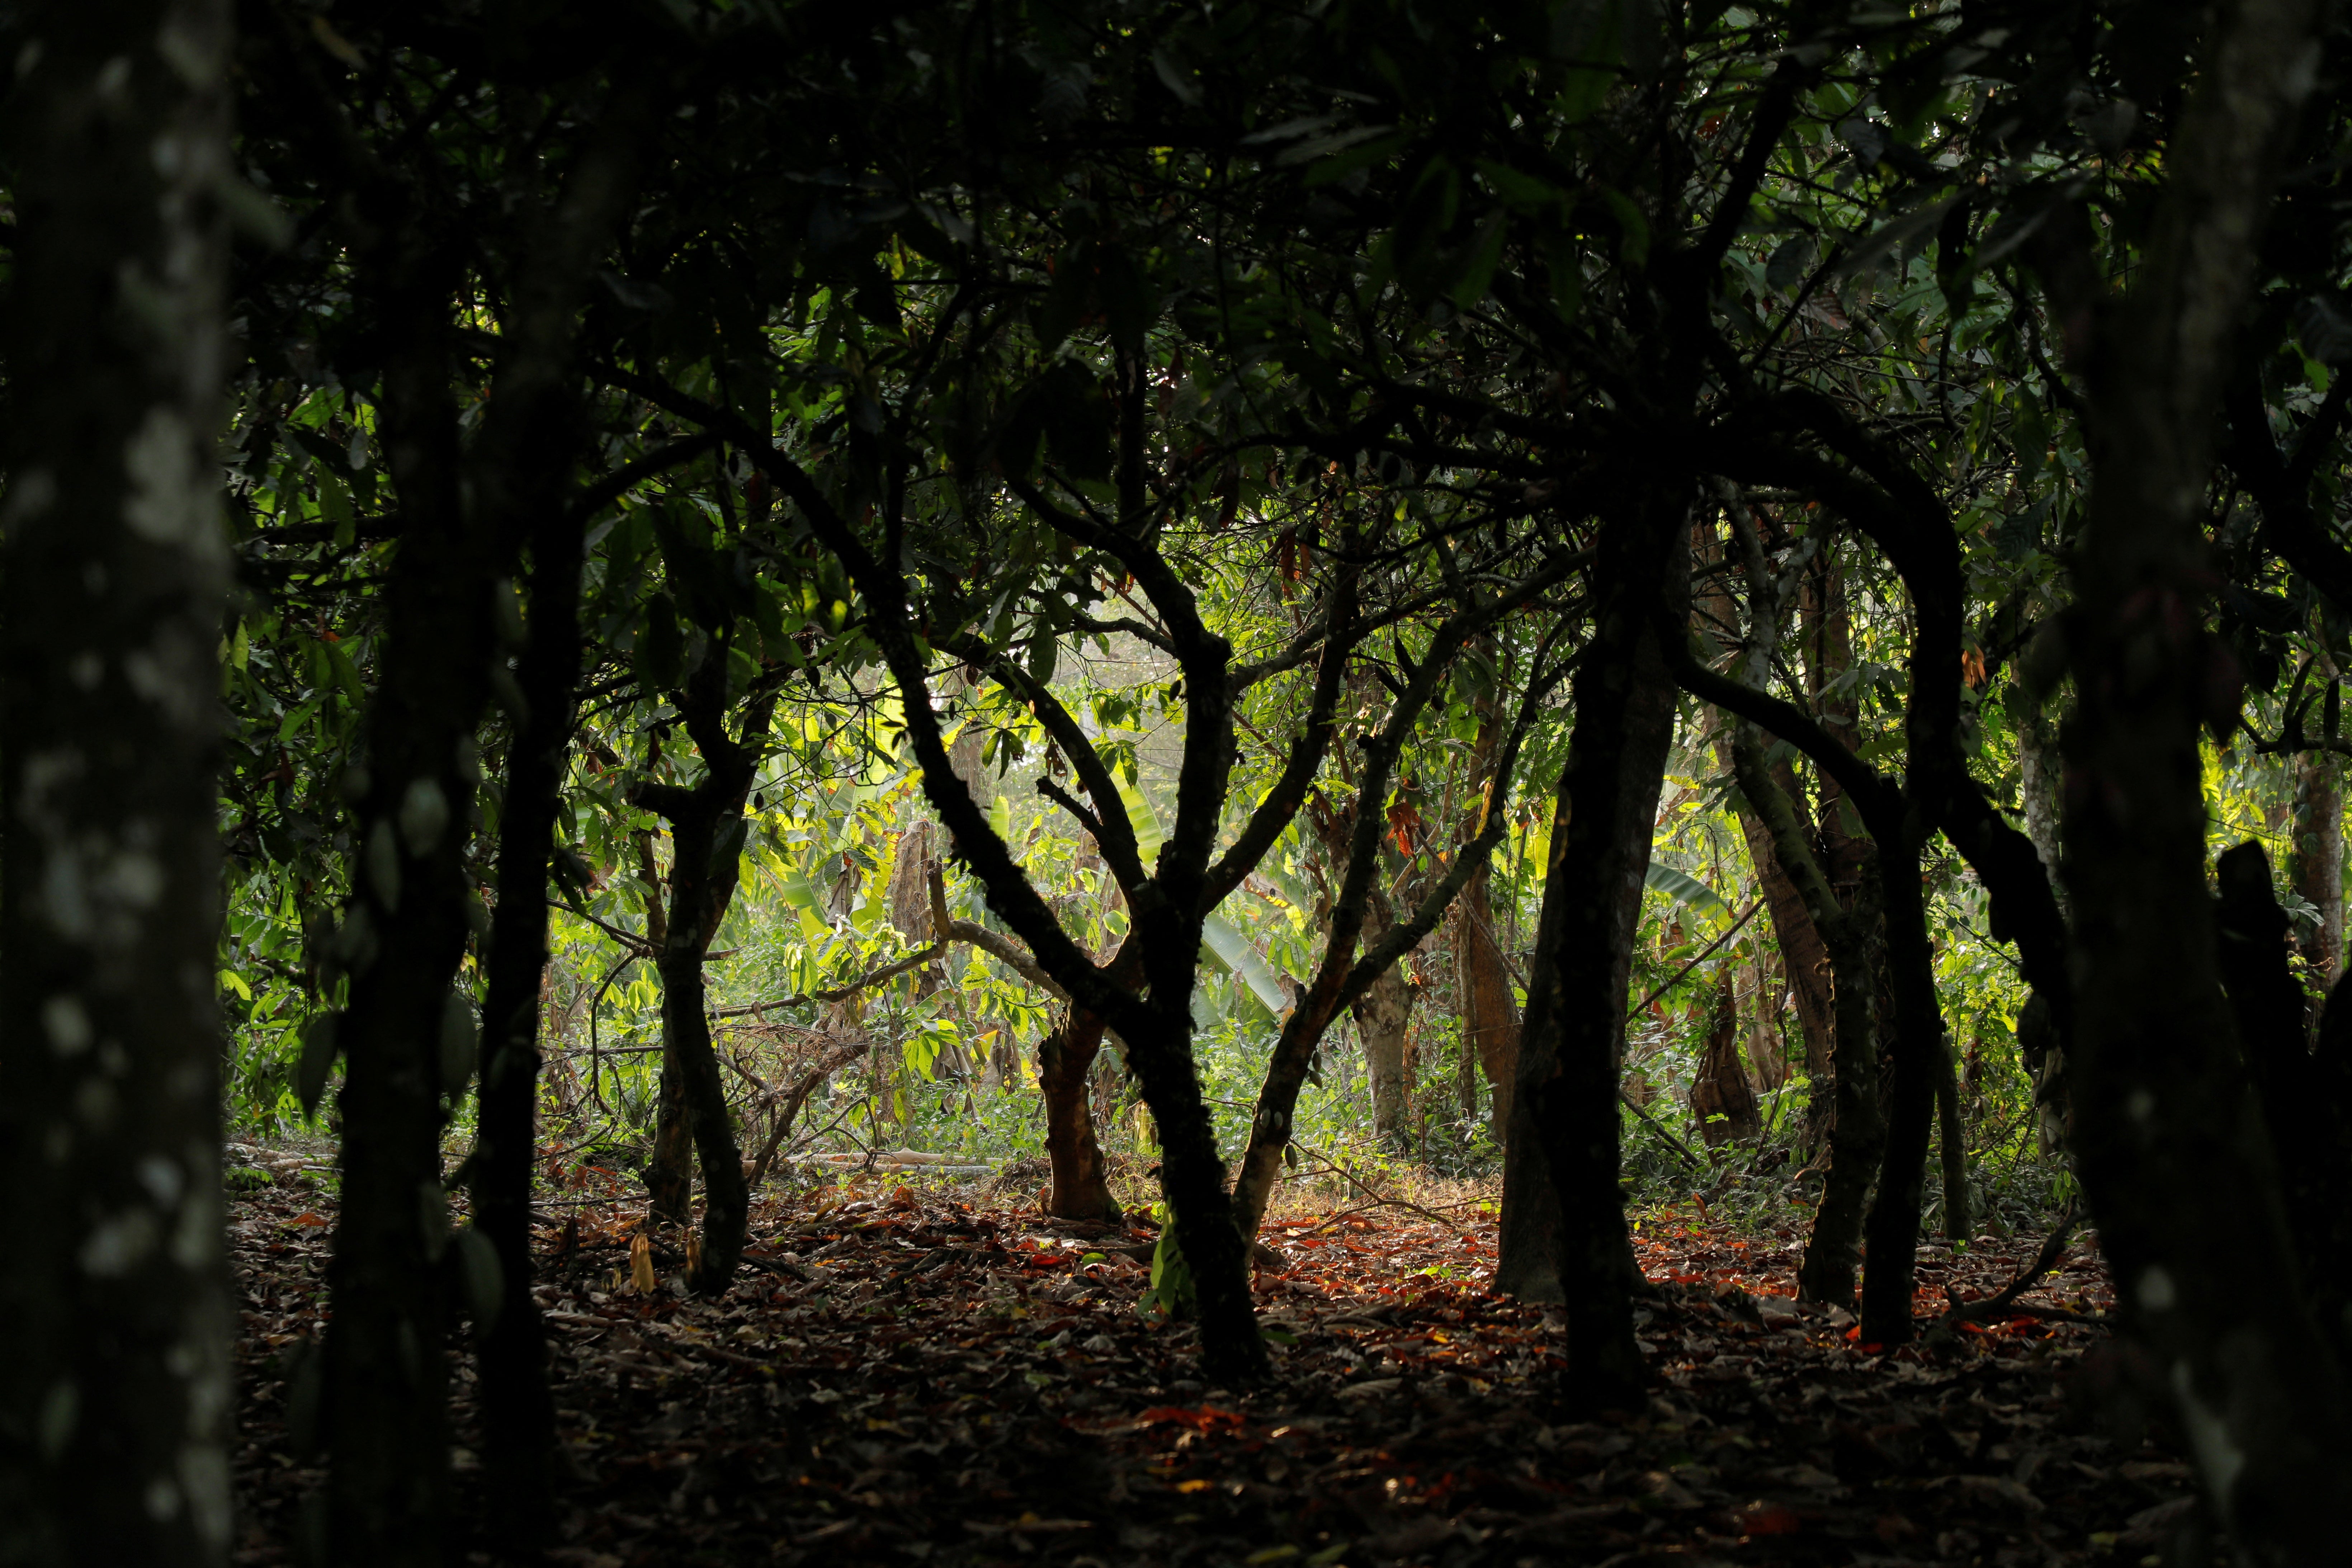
(1935, 1036, 1971, 1243)
(1806, 551, 1871, 913)
(469, 512, 583, 1550)
(458, 123, 646, 1541)
(2292, 747, 2343, 988)
(636, 659, 776, 1293)
(2057, 0, 2352, 1544)
(1494, 791, 1572, 1301)
(321, 203, 490, 1568)
(1727, 765, 1834, 1115)
(1456, 714, 1522, 1144)
(1859, 846, 1948, 1346)
(1040, 1009, 1125, 1224)
(647, 1028, 695, 1226)
(1353, 958, 1414, 1148)
(2214, 843, 2352, 1359)
(0, 8, 233, 1559)
(2012, 682, 2065, 902)
(1725, 732, 1886, 1308)
(1512, 504, 1683, 1407)
(1691, 975, 1762, 1146)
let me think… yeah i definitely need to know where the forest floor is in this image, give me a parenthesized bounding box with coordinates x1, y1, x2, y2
(226, 1153, 2210, 1568)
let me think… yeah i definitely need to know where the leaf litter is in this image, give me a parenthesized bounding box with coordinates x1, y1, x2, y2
(227, 1162, 2214, 1567)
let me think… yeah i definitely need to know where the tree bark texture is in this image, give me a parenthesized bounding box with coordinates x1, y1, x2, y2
(2058, 0, 2352, 1546)
(2291, 748, 2343, 987)
(0, 8, 235, 1561)
(1512, 505, 1684, 1406)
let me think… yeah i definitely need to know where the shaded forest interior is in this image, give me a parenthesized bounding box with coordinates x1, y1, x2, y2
(9, 0, 2352, 1565)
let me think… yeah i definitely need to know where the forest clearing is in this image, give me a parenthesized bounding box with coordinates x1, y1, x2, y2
(11, 0, 2352, 1564)
(224, 1165, 2164, 1567)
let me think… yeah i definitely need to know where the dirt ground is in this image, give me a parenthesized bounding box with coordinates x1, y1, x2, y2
(226, 1156, 2210, 1567)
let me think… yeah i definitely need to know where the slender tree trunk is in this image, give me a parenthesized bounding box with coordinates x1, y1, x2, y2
(2214, 843, 2352, 1358)
(1935, 1038, 1971, 1242)
(1860, 845, 1947, 1345)
(2292, 747, 2343, 987)
(637, 661, 775, 1293)
(1494, 789, 1572, 1301)
(1806, 552, 1870, 911)
(0, 9, 233, 1560)
(2012, 683, 2065, 899)
(2057, 0, 2352, 1545)
(1726, 767, 1834, 1107)
(1456, 697, 1522, 1143)
(1513, 503, 1683, 1406)
(469, 515, 583, 1549)
(1353, 956, 1414, 1147)
(321, 212, 490, 1568)
(1040, 1008, 1125, 1224)
(1725, 729, 1886, 1308)
(647, 1034, 695, 1226)
(638, 828, 691, 1224)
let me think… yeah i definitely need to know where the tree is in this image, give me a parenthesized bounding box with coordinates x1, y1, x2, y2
(0, 2, 236, 1561)
(2051, 0, 2352, 1546)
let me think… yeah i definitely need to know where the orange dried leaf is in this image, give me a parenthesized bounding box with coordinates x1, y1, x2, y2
(629, 1233, 657, 1294)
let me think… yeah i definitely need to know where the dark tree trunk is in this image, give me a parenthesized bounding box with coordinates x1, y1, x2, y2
(322, 218, 487, 1568)
(469, 516, 582, 1549)
(1493, 783, 1572, 1301)
(636, 657, 776, 1293)
(1513, 503, 1684, 1407)
(2214, 843, 2352, 1356)
(1723, 731, 1886, 1308)
(647, 1032, 695, 1227)
(1040, 1009, 1125, 1225)
(1805, 552, 1870, 913)
(1859, 848, 1946, 1345)
(0, 7, 234, 1559)
(458, 125, 646, 1543)
(2055, 0, 2352, 1544)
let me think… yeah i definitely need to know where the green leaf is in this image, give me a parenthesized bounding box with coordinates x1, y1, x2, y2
(1201, 911, 1290, 1014)
(1644, 863, 1731, 923)
(1117, 780, 1163, 865)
